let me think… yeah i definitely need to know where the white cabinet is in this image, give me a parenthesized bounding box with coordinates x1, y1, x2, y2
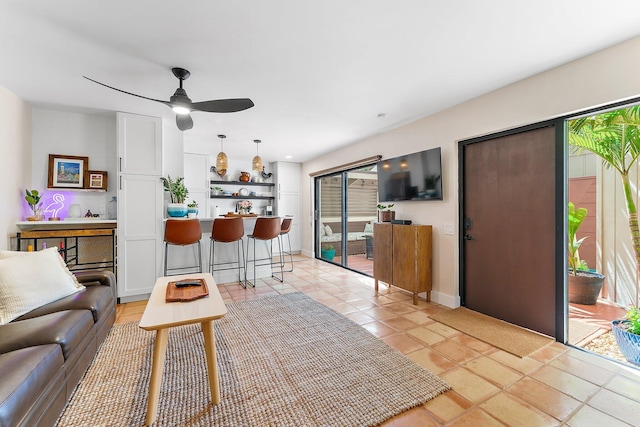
(117, 112, 163, 301)
(184, 153, 210, 216)
(118, 112, 162, 175)
(272, 162, 301, 252)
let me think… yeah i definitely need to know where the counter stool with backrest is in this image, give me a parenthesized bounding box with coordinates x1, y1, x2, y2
(210, 217, 246, 287)
(245, 216, 283, 287)
(277, 216, 294, 272)
(163, 218, 202, 276)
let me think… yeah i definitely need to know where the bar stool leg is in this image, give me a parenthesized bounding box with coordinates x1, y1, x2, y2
(164, 242, 169, 276)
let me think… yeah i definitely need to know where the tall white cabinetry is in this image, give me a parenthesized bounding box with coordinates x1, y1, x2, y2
(117, 112, 163, 301)
(272, 162, 301, 252)
(184, 153, 210, 217)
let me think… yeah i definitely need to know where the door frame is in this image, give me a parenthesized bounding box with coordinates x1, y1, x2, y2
(458, 118, 568, 342)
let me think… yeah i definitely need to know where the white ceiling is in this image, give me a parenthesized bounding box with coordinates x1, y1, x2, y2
(2, 0, 640, 163)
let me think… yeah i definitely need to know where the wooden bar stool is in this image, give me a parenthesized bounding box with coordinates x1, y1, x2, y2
(163, 218, 202, 276)
(245, 217, 283, 287)
(210, 217, 246, 287)
(278, 216, 294, 272)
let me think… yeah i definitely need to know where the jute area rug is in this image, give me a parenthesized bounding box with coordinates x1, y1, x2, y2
(57, 293, 450, 426)
(430, 307, 554, 358)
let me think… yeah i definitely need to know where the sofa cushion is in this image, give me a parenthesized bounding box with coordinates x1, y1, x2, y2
(0, 345, 64, 427)
(0, 310, 94, 360)
(15, 285, 114, 324)
(0, 248, 84, 324)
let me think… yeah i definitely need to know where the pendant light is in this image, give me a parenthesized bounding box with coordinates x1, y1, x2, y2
(252, 139, 263, 172)
(216, 134, 228, 177)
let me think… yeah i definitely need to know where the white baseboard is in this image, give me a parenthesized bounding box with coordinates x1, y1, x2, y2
(429, 290, 460, 308)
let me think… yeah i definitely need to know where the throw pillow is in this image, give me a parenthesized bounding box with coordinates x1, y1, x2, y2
(320, 223, 326, 237)
(0, 247, 82, 288)
(324, 225, 333, 237)
(0, 247, 84, 324)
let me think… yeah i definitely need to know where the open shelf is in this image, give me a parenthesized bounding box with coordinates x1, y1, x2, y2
(210, 180, 274, 187)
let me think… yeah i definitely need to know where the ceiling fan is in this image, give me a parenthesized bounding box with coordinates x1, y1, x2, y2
(84, 67, 254, 131)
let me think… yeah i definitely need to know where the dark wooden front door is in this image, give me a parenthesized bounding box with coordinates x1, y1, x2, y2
(462, 126, 557, 337)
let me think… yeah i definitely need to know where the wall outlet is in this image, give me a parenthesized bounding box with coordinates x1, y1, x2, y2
(444, 223, 454, 235)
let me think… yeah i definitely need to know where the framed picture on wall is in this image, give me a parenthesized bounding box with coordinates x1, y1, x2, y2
(85, 170, 108, 190)
(48, 154, 89, 189)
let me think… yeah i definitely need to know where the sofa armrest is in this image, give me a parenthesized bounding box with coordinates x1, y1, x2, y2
(73, 271, 116, 288)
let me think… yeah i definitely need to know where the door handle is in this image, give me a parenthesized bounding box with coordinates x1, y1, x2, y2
(464, 234, 473, 240)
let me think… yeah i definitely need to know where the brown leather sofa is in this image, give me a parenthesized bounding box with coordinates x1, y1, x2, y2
(0, 270, 116, 427)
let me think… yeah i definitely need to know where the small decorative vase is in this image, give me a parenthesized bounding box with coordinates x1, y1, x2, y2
(239, 171, 251, 182)
(167, 203, 188, 217)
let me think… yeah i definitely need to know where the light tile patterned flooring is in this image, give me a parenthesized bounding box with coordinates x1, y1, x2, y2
(116, 256, 640, 426)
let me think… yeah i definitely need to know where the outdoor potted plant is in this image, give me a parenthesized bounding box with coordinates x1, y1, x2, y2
(187, 200, 199, 218)
(568, 202, 605, 305)
(160, 175, 189, 217)
(612, 306, 640, 366)
(25, 189, 43, 221)
(377, 204, 395, 222)
(320, 244, 336, 261)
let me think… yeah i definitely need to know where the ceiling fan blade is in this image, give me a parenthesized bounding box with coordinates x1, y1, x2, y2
(176, 113, 193, 131)
(191, 98, 254, 113)
(83, 76, 171, 107)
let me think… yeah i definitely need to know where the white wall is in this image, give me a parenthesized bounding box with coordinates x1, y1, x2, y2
(31, 108, 117, 218)
(302, 36, 640, 308)
(0, 85, 31, 250)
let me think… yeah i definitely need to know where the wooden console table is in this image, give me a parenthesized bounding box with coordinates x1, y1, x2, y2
(16, 220, 116, 273)
(373, 223, 432, 304)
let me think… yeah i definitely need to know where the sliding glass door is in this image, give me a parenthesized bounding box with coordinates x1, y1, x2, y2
(315, 165, 377, 275)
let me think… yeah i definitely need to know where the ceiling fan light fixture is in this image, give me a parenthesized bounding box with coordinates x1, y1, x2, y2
(215, 135, 228, 177)
(252, 139, 263, 172)
(172, 105, 191, 115)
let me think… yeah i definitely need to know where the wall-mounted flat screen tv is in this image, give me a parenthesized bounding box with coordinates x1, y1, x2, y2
(377, 147, 442, 202)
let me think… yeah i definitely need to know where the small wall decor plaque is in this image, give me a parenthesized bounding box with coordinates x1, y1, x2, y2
(85, 170, 108, 190)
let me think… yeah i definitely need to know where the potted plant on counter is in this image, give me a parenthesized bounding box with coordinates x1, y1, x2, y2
(377, 204, 395, 222)
(568, 202, 605, 305)
(160, 175, 189, 217)
(25, 189, 44, 221)
(187, 200, 199, 218)
(612, 306, 640, 366)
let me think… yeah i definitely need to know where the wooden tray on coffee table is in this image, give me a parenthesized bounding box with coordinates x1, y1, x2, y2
(165, 278, 209, 302)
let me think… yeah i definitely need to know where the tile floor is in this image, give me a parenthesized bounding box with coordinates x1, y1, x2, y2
(115, 256, 640, 426)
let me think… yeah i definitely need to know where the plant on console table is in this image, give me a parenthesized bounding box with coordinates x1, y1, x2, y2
(568, 202, 605, 305)
(25, 189, 44, 221)
(612, 305, 640, 366)
(161, 175, 189, 217)
(377, 204, 395, 222)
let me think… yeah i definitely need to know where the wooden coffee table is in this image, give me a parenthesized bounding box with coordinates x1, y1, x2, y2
(139, 273, 227, 425)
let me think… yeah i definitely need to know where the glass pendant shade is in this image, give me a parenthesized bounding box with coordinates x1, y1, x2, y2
(252, 139, 263, 172)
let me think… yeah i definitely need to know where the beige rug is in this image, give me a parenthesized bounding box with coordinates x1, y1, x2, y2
(430, 307, 554, 357)
(569, 319, 601, 345)
(56, 293, 450, 426)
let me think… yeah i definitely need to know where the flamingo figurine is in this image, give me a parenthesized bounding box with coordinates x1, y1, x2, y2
(44, 193, 65, 220)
